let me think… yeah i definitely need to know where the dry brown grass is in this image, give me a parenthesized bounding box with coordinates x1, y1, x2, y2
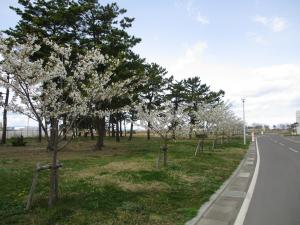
(88, 174, 171, 192)
(66, 159, 169, 192)
(0, 138, 131, 166)
(101, 161, 153, 172)
(171, 171, 201, 183)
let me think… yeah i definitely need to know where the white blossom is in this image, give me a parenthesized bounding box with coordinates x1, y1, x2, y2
(135, 101, 188, 139)
(0, 34, 140, 140)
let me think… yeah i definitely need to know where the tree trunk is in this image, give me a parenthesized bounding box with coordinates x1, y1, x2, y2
(189, 125, 193, 139)
(162, 140, 168, 167)
(89, 125, 94, 140)
(1, 87, 9, 144)
(95, 117, 105, 150)
(75, 121, 78, 137)
(48, 118, 59, 207)
(147, 122, 151, 140)
(163, 148, 168, 167)
(108, 122, 111, 137)
(111, 122, 115, 137)
(38, 121, 42, 143)
(45, 118, 48, 137)
(172, 129, 176, 140)
(115, 118, 120, 142)
(128, 121, 133, 141)
(119, 120, 122, 137)
(124, 119, 126, 136)
(62, 116, 67, 141)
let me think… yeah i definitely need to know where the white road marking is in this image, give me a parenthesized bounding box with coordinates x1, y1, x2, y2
(279, 143, 284, 146)
(233, 138, 261, 225)
(289, 147, 298, 153)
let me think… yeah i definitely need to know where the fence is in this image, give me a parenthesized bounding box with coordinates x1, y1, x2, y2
(0, 128, 44, 138)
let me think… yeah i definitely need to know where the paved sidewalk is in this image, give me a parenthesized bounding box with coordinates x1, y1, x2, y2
(186, 143, 257, 225)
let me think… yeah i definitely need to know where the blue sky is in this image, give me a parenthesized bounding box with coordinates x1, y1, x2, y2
(1, 0, 300, 126)
(112, 0, 300, 66)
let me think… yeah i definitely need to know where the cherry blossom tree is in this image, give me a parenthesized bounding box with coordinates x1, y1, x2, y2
(192, 102, 242, 155)
(0, 35, 135, 207)
(219, 109, 243, 143)
(192, 103, 216, 156)
(136, 101, 187, 168)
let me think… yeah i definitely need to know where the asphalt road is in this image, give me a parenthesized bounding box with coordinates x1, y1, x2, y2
(244, 134, 300, 225)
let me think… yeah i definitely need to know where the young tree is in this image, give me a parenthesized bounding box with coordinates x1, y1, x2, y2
(207, 102, 233, 148)
(192, 103, 215, 155)
(5, 0, 87, 144)
(192, 101, 241, 155)
(136, 101, 186, 168)
(0, 35, 132, 207)
(217, 105, 242, 143)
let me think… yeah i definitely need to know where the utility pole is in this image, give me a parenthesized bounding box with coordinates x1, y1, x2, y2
(242, 98, 246, 145)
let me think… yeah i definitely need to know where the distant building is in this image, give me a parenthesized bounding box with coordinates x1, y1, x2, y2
(296, 111, 300, 134)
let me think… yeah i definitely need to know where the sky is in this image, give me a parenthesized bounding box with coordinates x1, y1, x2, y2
(0, 0, 300, 127)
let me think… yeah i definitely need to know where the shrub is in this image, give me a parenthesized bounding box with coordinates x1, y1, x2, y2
(196, 133, 207, 139)
(11, 135, 26, 146)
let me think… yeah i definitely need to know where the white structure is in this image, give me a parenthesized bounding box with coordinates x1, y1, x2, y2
(296, 111, 300, 134)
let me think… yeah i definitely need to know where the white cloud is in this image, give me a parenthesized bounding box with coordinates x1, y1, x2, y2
(253, 15, 268, 25)
(196, 13, 210, 24)
(253, 15, 288, 32)
(171, 41, 207, 71)
(161, 41, 300, 126)
(246, 32, 269, 45)
(271, 17, 288, 32)
(178, 0, 210, 25)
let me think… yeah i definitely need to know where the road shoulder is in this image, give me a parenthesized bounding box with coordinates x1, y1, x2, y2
(186, 142, 257, 225)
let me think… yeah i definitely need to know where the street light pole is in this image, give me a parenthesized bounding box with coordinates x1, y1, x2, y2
(242, 98, 246, 145)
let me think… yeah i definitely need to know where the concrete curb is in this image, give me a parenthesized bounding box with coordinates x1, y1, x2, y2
(233, 139, 260, 225)
(185, 142, 256, 225)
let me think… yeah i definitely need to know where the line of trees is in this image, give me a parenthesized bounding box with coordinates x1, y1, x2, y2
(135, 99, 244, 168)
(0, 0, 243, 207)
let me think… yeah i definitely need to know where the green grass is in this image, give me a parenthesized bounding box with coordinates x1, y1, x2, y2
(0, 136, 248, 225)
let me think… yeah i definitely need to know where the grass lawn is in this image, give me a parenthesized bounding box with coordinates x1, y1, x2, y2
(0, 136, 248, 225)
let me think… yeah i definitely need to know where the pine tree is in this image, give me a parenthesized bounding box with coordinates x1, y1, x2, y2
(141, 63, 172, 140)
(183, 76, 224, 138)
